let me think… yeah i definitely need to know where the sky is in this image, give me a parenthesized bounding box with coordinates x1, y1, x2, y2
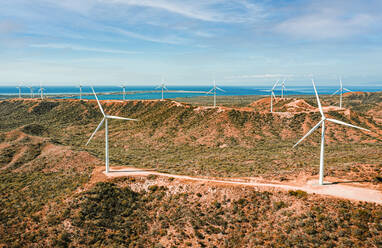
(1, 0, 382, 86)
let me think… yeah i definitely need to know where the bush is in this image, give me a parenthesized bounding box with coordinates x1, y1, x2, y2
(148, 185, 159, 191)
(22, 124, 47, 136)
(288, 190, 308, 199)
(147, 174, 158, 180)
(273, 201, 287, 210)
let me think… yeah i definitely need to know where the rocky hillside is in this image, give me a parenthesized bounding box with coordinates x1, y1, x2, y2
(0, 96, 381, 247)
(0, 98, 381, 180)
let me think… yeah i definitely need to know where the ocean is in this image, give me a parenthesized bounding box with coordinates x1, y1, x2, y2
(1, 85, 381, 100)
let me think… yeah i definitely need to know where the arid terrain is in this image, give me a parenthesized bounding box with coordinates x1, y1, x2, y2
(0, 92, 381, 247)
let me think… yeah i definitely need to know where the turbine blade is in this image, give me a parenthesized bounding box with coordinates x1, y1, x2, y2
(311, 79, 324, 117)
(326, 118, 370, 132)
(155, 85, 161, 89)
(271, 80, 279, 90)
(216, 87, 225, 92)
(164, 86, 169, 91)
(293, 120, 324, 148)
(86, 118, 105, 146)
(343, 88, 352, 92)
(206, 88, 214, 94)
(331, 89, 340, 96)
(106, 115, 138, 121)
(91, 87, 105, 116)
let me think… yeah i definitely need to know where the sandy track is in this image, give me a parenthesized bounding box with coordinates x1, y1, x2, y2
(104, 167, 382, 204)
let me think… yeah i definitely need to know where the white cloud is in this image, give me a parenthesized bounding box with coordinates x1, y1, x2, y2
(273, 1, 380, 39)
(110, 27, 188, 44)
(30, 43, 140, 54)
(275, 14, 376, 39)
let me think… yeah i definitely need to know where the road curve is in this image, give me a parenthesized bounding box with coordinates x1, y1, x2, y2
(105, 167, 382, 204)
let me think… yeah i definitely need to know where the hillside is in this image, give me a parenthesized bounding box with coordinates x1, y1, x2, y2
(1, 98, 381, 179)
(0, 95, 381, 247)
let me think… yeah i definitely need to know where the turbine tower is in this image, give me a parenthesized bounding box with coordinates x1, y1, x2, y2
(28, 86, 34, 98)
(120, 85, 126, 101)
(332, 77, 352, 109)
(38, 83, 45, 100)
(86, 87, 138, 173)
(16, 85, 22, 98)
(155, 78, 168, 101)
(79, 84, 83, 100)
(270, 80, 279, 113)
(293, 79, 370, 185)
(207, 79, 225, 108)
(281, 79, 287, 99)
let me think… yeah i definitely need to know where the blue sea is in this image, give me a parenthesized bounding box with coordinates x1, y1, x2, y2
(1, 85, 381, 100)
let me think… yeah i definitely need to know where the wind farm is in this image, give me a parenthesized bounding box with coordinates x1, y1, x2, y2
(0, 81, 381, 247)
(1, 0, 382, 247)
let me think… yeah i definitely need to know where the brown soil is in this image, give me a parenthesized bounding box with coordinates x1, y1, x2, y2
(97, 166, 382, 204)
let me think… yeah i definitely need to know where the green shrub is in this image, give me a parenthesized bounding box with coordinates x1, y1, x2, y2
(288, 190, 308, 199)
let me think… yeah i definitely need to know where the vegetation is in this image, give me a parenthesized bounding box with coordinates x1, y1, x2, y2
(49, 181, 382, 247)
(0, 92, 381, 246)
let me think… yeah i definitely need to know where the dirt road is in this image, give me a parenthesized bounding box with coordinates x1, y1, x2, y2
(105, 167, 382, 204)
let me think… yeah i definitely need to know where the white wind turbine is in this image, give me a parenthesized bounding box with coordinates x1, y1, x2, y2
(207, 79, 225, 108)
(16, 85, 22, 98)
(38, 83, 45, 99)
(293, 79, 370, 185)
(155, 78, 168, 101)
(270, 80, 279, 113)
(86, 87, 138, 173)
(120, 85, 126, 101)
(79, 84, 83, 100)
(332, 77, 352, 109)
(28, 86, 34, 98)
(281, 79, 287, 98)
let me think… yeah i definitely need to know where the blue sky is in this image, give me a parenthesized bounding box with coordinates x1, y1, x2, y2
(1, 0, 382, 86)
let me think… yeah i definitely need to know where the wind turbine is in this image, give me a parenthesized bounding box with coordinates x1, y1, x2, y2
(16, 85, 22, 98)
(155, 78, 168, 101)
(38, 83, 45, 100)
(28, 86, 34, 98)
(86, 87, 138, 173)
(207, 79, 225, 108)
(293, 79, 370, 185)
(332, 77, 352, 109)
(270, 80, 279, 113)
(281, 79, 287, 99)
(79, 84, 83, 100)
(120, 85, 126, 101)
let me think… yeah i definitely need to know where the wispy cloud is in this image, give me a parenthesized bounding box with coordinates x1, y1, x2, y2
(273, 1, 381, 39)
(30, 43, 141, 54)
(275, 13, 376, 39)
(100, 0, 264, 23)
(109, 26, 188, 45)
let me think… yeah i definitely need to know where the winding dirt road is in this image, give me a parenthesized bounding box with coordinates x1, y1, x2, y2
(104, 167, 382, 204)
